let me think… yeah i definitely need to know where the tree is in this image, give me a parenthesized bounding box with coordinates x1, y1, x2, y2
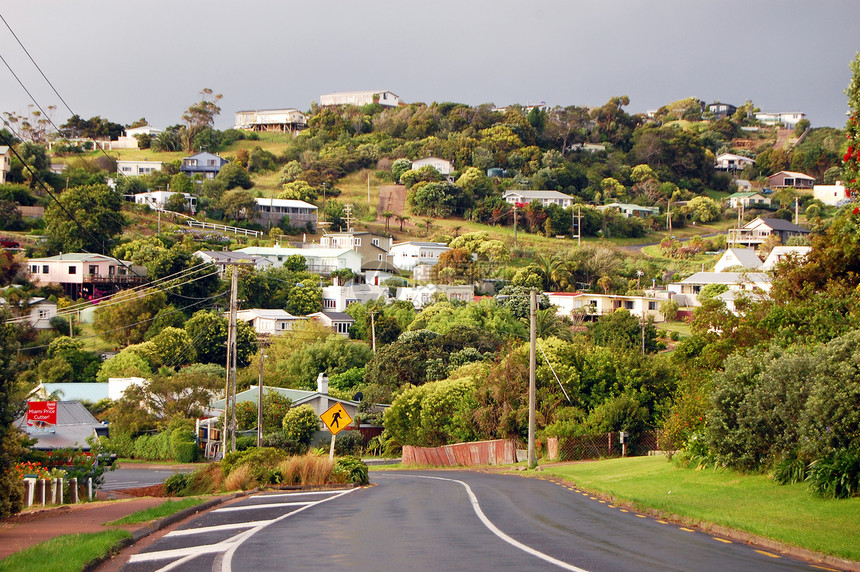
(684, 196, 721, 223)
(587, 309, 658, 353)
(218, 189, 256, 221)
(843, 53, 860, 199)
(278, 180, 318, 202)
(286, 280, 322, 315)
(181, 88, 222, 152)
(391, 158, 412, 183)
(97, 351, 152, 383)
(282, 404, 319, 446)
(215, 162, 253, 190)
(44, 184, 126, 253)
(94, 289, 168, 347)
(0, 311, 25, 517)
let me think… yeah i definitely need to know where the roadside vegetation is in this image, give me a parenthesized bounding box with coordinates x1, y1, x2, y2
(106, 497, 207, 525)
(0, 530, 131, 572)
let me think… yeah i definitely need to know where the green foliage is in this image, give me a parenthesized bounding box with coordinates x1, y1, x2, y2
(44, 184, 126, 252)
(94, 289, 168, 347)
(97, 351, 152, 383)
(587, 309, 658, 353)
(384, 377, 480, 446)
(282, 404, 319, 445)
(332, 455, 369, 485)
(806, 449, 860, 499)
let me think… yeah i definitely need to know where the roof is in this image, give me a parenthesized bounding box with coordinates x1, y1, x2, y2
(769, 171, 814, 180)
(210, 385, 360, 411)
(680, 272, 770, 286)
(503, 190, 573, 199)
(236, 246, 355, 258)
(27, 253, 131, 263)
(254, 198, 318, 209)
(15, 401, 104, 451)
(38, 383, 109, 402)
(236, 308, 304, 320)
(720, 248, 763, 269)
(748, 217, 810, 233)
(195, 250, 268, 264)
(728, 191, 765, 198)
(308, 311, 354, 322)
(390, 241, 449, 248)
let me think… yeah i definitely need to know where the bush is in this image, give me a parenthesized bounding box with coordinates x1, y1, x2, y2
(164, 473, 191, 495)
(334, 431, 364, 456)
(235, 435, 256, 451)
(282, 404, 319, 446)
(333, 456, 369, 485)
(771, 455, 808, 485)
(261, 431, 306, 455)
(806, 449, 860, 499)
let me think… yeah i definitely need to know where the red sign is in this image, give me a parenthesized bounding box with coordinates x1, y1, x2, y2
(27, 401, 58, 426)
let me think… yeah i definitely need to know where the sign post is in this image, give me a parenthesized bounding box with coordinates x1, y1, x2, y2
(320, 402, 353, 461)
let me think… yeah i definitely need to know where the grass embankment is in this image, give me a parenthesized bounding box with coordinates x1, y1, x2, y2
(107, 497, 206, 525)
(541, 456, 860, 561)
(0, 530, 131, 572)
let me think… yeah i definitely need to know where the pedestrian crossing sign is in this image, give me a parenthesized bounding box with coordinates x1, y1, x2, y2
(320, 402, 352, 435)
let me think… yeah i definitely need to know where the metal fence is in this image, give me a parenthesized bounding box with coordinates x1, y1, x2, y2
(552, 430, 660, 462)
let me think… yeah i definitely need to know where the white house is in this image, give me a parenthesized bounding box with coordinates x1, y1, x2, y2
(667, 272, 771, 307)
(235, 246, 363, 275)
(754, 112, 807, 129)
(253, 198, 318, 231)
(726, 192, 771, 209)
(597, 203, 661, 218)
(112, 125, 163, 150)
(395, 284, 474, 308)
(320, 90, 399, 108)
(545, 292, 664, 322)
(715, 153, 755, 172)
(389, 242, 451, 271)
(322, 284, 389, 312)
(761, 246, 812, 271)
(503, 190, 575, 209)
(727, 217, 810, 248)
(411, 157, 454, 176)
(0, 296, 57, 329)
(0, 145, 11, 184)
(306, 311, 355, 336)
(813, 182, 851, 206)
(235, 309, 306, 335)
(134, 190, 196, 213)
(117, 160, 163, 177)
(234, 108, 308, 133)
(713, 248, 763, 272)
(194, 250, 273, 277)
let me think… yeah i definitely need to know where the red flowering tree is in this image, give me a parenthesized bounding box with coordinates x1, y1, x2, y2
(844, 53, 860, 199)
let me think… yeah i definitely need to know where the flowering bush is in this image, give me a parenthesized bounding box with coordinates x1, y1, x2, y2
(14, 461, 51, 479)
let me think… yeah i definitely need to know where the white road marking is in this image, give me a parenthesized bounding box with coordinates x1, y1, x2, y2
(255, 490, 344, 497)
(164, 520, 275, 537)
(129, 541, 232, 563)
(221, 488, 358, 572)
(212, 501, 313, 512)
(409, 475, 590, 572)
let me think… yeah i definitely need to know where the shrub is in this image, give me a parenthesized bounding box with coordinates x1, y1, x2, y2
(235, 435, 256, 451)
(670, 331, 681, 341)
(224, 465, 253, 491)
(261, 431, 305, 455)
(164, 473, 191, 495)
(771, 455, 808, 485)
(277, 454, 333, 485)
(334, 431, 364, 456)
(333, 456, 369, 485)
(806, 449, 860, 499)
(282, 404, 319, 446)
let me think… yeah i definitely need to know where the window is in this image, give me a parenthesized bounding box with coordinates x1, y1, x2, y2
(648, 301, 657, 310)
(371, 238, 379, 247)
(323, 299, 336, 309)
(354, 238, 361, 246)
(624, 301, 634, 310)
(378, 254, 383, 261)
(89, 265, 98, 275)
(39, 310, 50, 319)
(68, 266, 77, 275)
(336, 322, 350, 334)
(30, 265, 38, 274)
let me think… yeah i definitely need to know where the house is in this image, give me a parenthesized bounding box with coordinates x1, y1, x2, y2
(502, 190, 575, 209)
(235, 245, 362, 275)
(667, 272, 771, 307)
(768, 171, 814, 189)
(233, 108, 308, 134)
(319, 231, 392, 265)
(0, 145, 11, 184)
(715, 153, 755, 172)
(306, 311, 355, 336)
(597, 203, 661, 218)
(727, 217, 810, 248)
(14, 401, 108, 452)
(567, 143, 606, 153)
(117, 160, 163, 177)
(395, 284, 474, 308)
(813, 181, 852, 206)
(235, 309, 306, 336)
(180, 152, 228, 180)
(754, 112, 807, 129)
(320, 90, 399, 108)
(322, 284, 389, 312)
(707, 102, 737, 120)
(726, 191, 771, 209)
(253, 198, 318, 231)
(194, 250, 273, 277)
(545, 292, 665, 322)
(761, 246, 812, 271)
(389, 242, 451, 271)
(134, 190, 196, 213)
(27, 253, 147, 299)
(713, 248, 763, 272)
(411, 157, 454, 176)
(716, 289, 769, 316)
(0, 296, 58, 329)
(31, 382, 110, 402)
(112, 126, 163, 150)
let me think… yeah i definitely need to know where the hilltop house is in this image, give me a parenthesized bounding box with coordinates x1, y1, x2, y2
(0, 145, 10, 184)
(319, 231, 391, 265)
(117, 160, 163, 176)
(320, 91, 399, 108)
(235, 245, 362, 275)
(180, 152, 228, 180)
(726, 191, 771, 209)
(761, 246, 812, 271)
(0, 296, 57, 329)
(234, 108, 307, 134)
(813, 182, 851, 206)
(395, 284, 474, 308)
(411, 157, 454, 176)
(194, 250, 273, 277)
(768, 171, 814, 189)
(306, 311, 355, 336)
(715, 153, 755, 172)
(322, 283, 389, 312)
(597, 203, 660, 218)
(134, 190, 196, 213)
(667, 272, 771, 307)
(235, 309, 306, 336)
(754, 112, 807, 129)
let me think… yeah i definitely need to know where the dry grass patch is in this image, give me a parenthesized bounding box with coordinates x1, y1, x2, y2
(278, 454, 334, 485)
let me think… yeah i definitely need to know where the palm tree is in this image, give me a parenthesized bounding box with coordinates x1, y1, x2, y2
(536, 308, 574, 341)
(395, 214, 410, 232)
(382, 210, 393, 231)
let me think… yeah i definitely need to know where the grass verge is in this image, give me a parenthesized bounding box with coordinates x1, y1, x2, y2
(541, 456, 860, 561)
(0, 530, 131, 572)
(106, 497, 206, 525)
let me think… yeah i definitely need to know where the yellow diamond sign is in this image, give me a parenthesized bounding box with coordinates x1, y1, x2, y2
(320, 402, 352, 435)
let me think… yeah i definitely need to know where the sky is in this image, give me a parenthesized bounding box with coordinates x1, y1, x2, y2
(1, 1, 859, 134)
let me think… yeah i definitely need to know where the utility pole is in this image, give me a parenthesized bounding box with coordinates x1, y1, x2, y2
(257, 338, 267, 447)
(222, 265, 240, 457)
(528, 288, 537, 469)
(370, 311, 377, 353)
(513, 205, 519, 246)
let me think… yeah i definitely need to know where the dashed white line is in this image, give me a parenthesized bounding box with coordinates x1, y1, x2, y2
(165, 520, 275, 537)
(212, 501, 313, 512)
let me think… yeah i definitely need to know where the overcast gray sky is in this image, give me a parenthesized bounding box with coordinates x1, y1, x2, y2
(2, 1, 858, 133)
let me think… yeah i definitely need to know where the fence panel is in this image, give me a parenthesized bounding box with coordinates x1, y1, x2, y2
(556, 430, 660, 462)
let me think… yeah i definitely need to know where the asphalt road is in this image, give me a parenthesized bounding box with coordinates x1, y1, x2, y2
(102, 465, 194, 491)
(120, 470, 825, 572)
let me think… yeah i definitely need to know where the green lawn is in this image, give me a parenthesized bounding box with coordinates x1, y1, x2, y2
(541, 456, 860, 561)
(0, 530, 131, 572)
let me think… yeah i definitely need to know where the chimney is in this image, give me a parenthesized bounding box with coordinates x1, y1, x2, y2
(316, 372, 329, 394)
